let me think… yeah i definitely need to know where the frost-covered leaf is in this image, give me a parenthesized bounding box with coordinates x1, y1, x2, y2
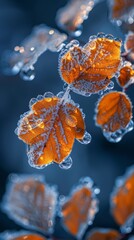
(56, 0, 101, 36)
(111, 165, 134, 233)
(86, 228, 121, 240)
(3, 24, 67, 79)
(0, 231, 46, 240)
(109, 0, 134, 31)
(60, 177, 99, 239)
(2, 174, 58, 234)
(59, 34, 121, 96)
(15, 93, 85, 168)
(95, 91, 133, 142)
(124, 32, 134, 62)
(116, 61, 134, 88)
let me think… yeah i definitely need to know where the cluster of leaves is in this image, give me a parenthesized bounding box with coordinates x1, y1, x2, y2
(1, 166, 134, 240)
(1, 0, 134, 240)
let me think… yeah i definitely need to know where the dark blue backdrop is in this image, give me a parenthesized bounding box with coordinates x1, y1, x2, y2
(0, 0, 134, 239)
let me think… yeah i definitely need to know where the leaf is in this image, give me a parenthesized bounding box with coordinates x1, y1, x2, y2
(5, 25, 67, 79)
(111, 166, 134, 233)
(117, 62, 134, 88)
(60, 177, 99, 238)
(86, 228, 121, 240)
(109, 0, 134, 31)
(56, 0, 100, 36)
(16, 93, 85, 168)
(95, 91, 132, 133)
(59, 35, 121, 96)
(2, 175, 58, 234)
(13, 234, 45, 240)
(0, 232, 46, 240)
(124, 32, 134, 62)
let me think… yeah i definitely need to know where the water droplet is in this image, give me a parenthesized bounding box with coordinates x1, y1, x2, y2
(66, 40, 79, 49)
(78, 131, 92, 144)
(37, 95, 44, 101)
(114, 37, 122, 42)
(103, 120, 134, 143)
(44, 92, 54, 98)
(29, 98, 37, 108)
(82, 112, 85, 118)
(59, 156, 73, 170)
(89, 35, 96, 41)
(98, 90, 104, 96)
(105, 34, 114, 40)
(57, 91, 65, 98)
(14, 127, 18, 135)
(74, 29, 82, 37)
(116, 20, 122, 26)
(94, 188, 100, 195)
(63, 83, 68, 90)
(107, 81, 114, 90)
(79, 177, 93, 188)
(88, 220, 93, 225)
(20, 66, 35, 81)
(97, 32, 105, 38)
(121, 214, 134, 234)
(65, 115, 77, 127)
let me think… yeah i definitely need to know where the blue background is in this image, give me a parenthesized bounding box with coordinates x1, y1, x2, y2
(0, 0, 134, 239)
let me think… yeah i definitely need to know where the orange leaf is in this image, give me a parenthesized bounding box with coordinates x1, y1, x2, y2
(2, 175, 58, 234)
(110, 0, 134, 31)
(14, 234, 45, 240)
(117, 62, 134, 88)
(56, 0, 99, 36)
(124, 32, 134, 62)
(111, 166, 134, 231)
(16, 94, 85, 167)
(86, 228, 121, 240)
(59, 35, 121, 96)
(111, 0, 134, 19)
(96, 91, 132, 133)
(60, 177, 98, 238)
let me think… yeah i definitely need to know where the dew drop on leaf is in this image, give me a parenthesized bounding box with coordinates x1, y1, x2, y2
(77, 131, 92, 144)
(59, 156, 73, 170)
(20, 66, 35, 81)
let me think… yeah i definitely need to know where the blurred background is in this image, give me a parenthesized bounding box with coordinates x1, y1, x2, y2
(0, 0, 134, 239)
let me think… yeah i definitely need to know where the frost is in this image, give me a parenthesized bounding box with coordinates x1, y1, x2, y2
(56, 0, 101, 36)
(60, 177, 99, 239)
(2, 25, 67, 80)
(109, 0, 134, 31)
(111, 165, 134, 233)
(1, 174, 58, 234)
(0, 231, 45, 240)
